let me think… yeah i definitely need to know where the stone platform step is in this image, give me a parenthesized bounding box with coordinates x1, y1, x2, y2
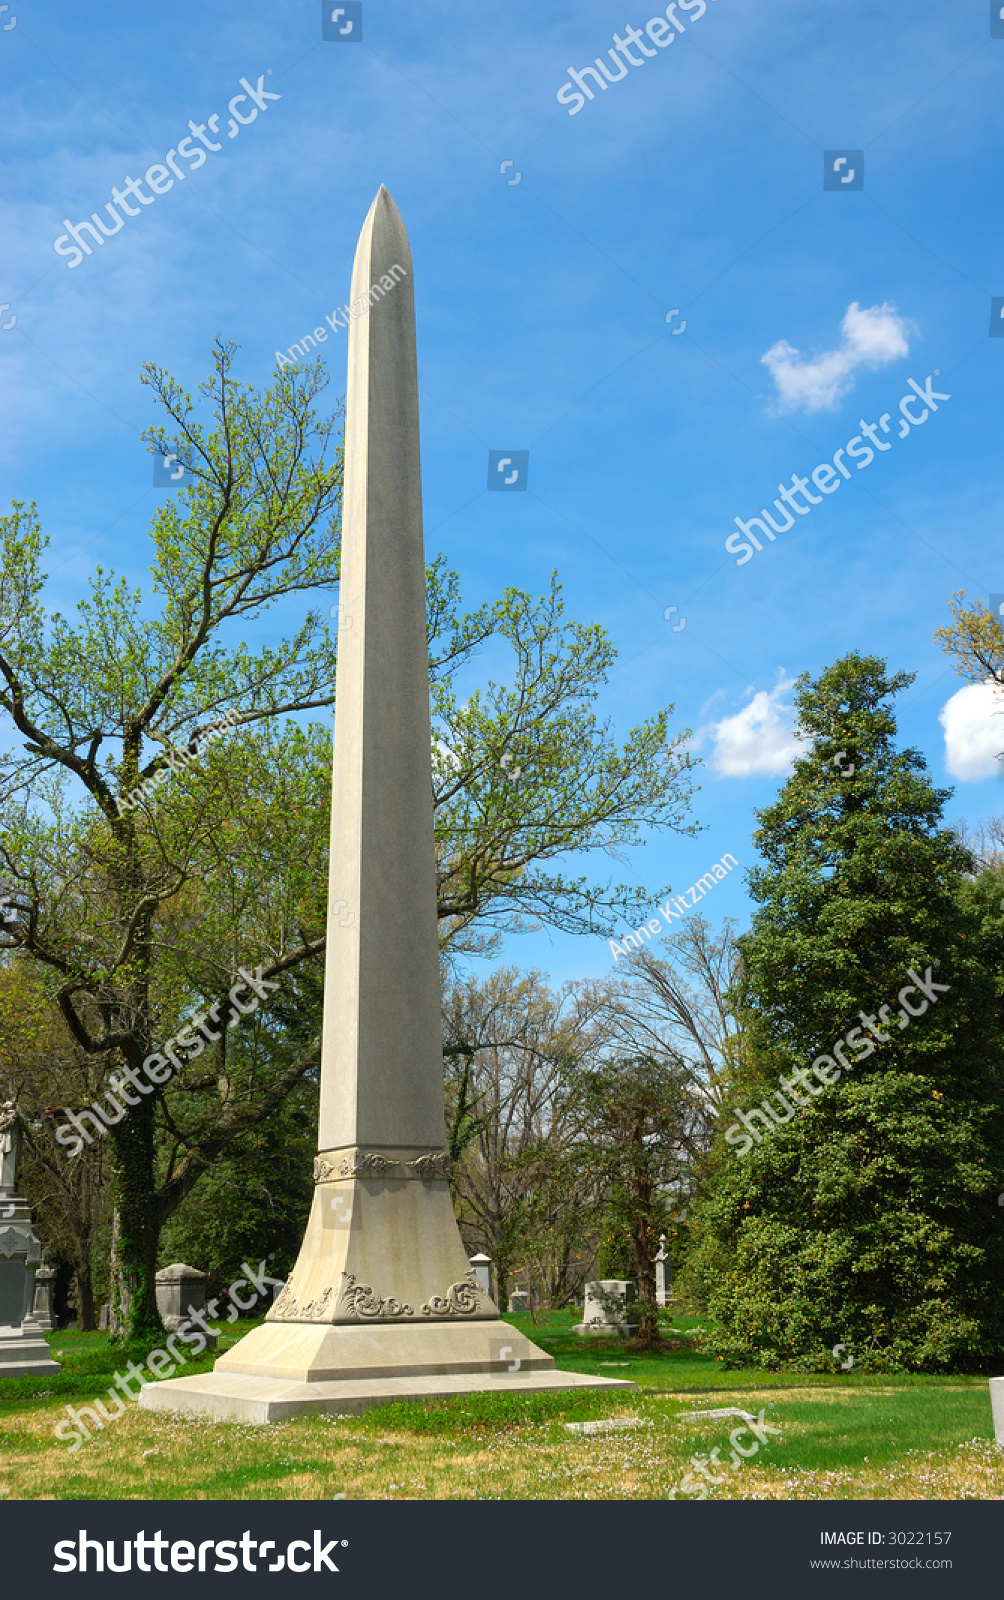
(0, 1328, 61, 1380)
(139, 1367, 635, 1425)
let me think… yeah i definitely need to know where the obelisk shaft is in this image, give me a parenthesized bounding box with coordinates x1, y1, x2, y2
(137, 188, 635, 1410)
(319, 187, 446, 1154)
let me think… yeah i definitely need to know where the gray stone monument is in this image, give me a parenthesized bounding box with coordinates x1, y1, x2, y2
(155, 1262, 217, 1350)
(508, 1288, 530, 1313)
(469, 1254, 491, 1296)
(655, 1234, 672, 1308)
(141, 188, 633, 1423)
(991, 1376, 1004, 1445)
(32, 1262, 56, 1331)
(573, 1280, 638, 1338)
(0, 1101, 60, 1377)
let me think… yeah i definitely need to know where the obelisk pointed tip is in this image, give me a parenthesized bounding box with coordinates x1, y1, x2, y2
(352, 186, 412, 295)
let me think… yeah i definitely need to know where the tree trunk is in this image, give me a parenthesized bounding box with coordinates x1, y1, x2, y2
(630, 1167, 659, 1345)
(108, 1095, 166, 1346)
(75, 1252, 95, 1332)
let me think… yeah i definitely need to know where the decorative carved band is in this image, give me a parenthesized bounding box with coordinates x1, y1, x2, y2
(335, 1272, 413, 1320)
(313, 1149, 451, 1184)
(268, 1269, 492, 1325)
(420, 1271, 488, 1319)
(269, 1282, 333, 1322)
(406, 1152, 451, 1181)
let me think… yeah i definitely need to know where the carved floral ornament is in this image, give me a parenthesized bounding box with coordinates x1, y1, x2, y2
(312, 1149, 451, 1184)
(269, 1270, 489, 1324)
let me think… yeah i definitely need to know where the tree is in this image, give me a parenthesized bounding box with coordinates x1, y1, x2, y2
(431, 571, 698, 957)
(0, 342, 697, 1343)
(935, 590, 1004, 697)
(0, 966, 111, 1329)
(571, 1054, 700, 1345)
(685, 654, 1004, 1372)
(588, 917, 743, 1109)
(443, 968, 598, 1311)
(0, 342, 341, 1341)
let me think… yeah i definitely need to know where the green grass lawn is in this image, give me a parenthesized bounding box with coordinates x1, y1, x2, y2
(0, 1311, 1000, 1501)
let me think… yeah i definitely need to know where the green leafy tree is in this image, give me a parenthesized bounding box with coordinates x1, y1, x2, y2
(572, 1054, 698, 1344)
(431, 572, 698, 957)
(685, 655, 1004, 1372)
(0, 342, 697, 1344)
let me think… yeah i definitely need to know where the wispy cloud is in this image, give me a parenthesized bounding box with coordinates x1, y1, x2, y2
(706, 677, 804, 777)
(939, 682, 1004, 780)
(761, 301, 912, 414)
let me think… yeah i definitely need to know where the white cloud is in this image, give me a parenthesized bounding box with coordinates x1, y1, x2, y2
(761, 301, 912, 413)
(708, 679, 804, 777)
(939, 682, 1004, 780)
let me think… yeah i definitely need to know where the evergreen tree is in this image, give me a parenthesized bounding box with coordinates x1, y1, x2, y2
(685, 654, 1004, 1372)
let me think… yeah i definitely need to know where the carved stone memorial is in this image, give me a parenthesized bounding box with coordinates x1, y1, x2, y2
(573, 1280, 638, 1338)
(0, 1101, 60, 1378)
(655, 1234, 672, 1308)
(141, 189, 634, 1422)
(32, 1262, 56, 1332)
(155, 1262, 218, 1350)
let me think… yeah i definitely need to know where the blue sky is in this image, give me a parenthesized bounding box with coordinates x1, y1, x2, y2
(3, 0, 1003, 985)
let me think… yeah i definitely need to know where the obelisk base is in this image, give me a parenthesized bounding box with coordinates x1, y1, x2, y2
(0, 1322, 61, 1379)
(139, 1319, 634, 1423)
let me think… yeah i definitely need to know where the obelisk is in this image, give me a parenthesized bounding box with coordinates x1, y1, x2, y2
(141, 189, 632, 1421)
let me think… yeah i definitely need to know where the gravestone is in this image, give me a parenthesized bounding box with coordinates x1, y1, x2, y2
(991, 1377, 1004, 1445)
(0, 1100, 60, 1377)
(155, 1262, 218, 1350)
(573, 1280, 638, 1338)
(141, 190, 635, 1421)
(31, 1262, 56, 1331)
(508, 1289, 530, 1313)
(469, 1254, 492, 1296)
(655, 1234, 672, 1308)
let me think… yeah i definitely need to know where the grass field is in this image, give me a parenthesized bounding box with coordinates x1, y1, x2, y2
(0, 1311, 1000, 1501)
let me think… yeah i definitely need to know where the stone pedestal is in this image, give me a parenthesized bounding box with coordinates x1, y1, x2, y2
(469, 1254, 492, 1296)
(655, 1235, 672, 1308)
(990, 1376, 1004, 1445)
(31, 1263, 56, 1331)
(155, 1262, 218, 1350)
(573, 1280, 638, 1338)
(140, 188, 633, 1424)
(0, 1195, 60, 1377)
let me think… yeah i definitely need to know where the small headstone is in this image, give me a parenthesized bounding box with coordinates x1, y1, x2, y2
(564, 1417, 648, 1436)
(98, 1302, 110, 1331)
(155, 1262, 217, 1349)
(573, 1280, 637, 1338)
(675, 1407, 754, 1425)
(468, 1254, 492, 1296)
(508, 1288, 530, 1313)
